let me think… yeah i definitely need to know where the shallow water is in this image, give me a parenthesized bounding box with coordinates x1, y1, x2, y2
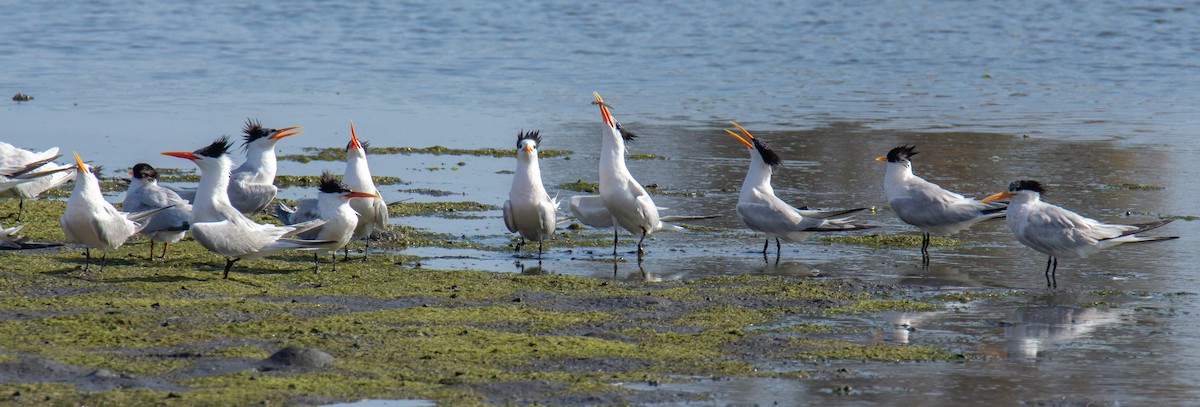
(4, 0, 1200, 404)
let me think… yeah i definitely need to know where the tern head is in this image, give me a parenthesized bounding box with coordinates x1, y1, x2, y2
(516, 129, 542, 154)
(317, 171, 379, 200)
(593, 92, 636, 142)
(242, 118, 302, 149)
(71, 152, 101, 183)
(161, 136, 234, 168)
(725, 121, 782, 167)
(130, 163, 159, 183)
(346, 120, 370, 153)
(876, 145, 918, 167)
(983, 180, 1045, 203)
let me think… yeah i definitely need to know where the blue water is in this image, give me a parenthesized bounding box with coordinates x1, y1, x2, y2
(4, 1, 1200, 405)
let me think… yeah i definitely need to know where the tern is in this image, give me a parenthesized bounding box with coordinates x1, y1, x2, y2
(341, 121, 389, 259)
(123, 163, 193, 259)
(0, 223, 61, 250)
(502, 130, 559, 256)
(163, 137, 333, 279)
(982, 180, 1178, 287)
(0, 141, 75, 220)
(876, 145, 1006, 262)
(274, 172, 379, 271)
(60, 153, 167, 272)
(724, 122, 875, 255)
(169, 119, 302, 214)
(592, 92, 718, 258)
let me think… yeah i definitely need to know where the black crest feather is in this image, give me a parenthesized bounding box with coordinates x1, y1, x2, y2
(1009, 180, 1046, 195)
(241, 118, 276, 146)
(346, 139, 371, 151)
(318, 171, 350, 194)
(516, 129, 542, 149)
(752, 138, 783, 167)
(615, 122, 637, 142)
(196, 136, 234, 158)
(131, 163, 158, 180)
(886, 145, 918, 163)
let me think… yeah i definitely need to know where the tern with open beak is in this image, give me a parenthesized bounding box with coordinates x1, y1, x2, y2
(876, 145, 1006, 263)
(163, 137, 333, 278)
(60, 153, 167, 272)
(982, 180, 1178, 287)
(502, 130, 559, 257)
(168, 119, 301, 214)
(592, 92, 718, 259)
(341, 121, 390, 259)
(724, 122, 875, 255)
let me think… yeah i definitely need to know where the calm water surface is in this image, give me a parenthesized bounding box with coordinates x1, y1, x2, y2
(3, 1, 1199, 404)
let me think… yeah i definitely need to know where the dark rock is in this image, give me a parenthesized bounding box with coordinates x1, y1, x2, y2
(261, 346, 333, 369)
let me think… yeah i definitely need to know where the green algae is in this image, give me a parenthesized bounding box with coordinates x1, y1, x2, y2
(830, 299, 941, 313)
(817, 233, 964, 247)
(275, 174, 406, 188)
(386, 201, 497, 217)
(0, 198, 973, 405)
(279, 145, 574, 163)
(555, 179, 598, 193)
(1101, 182, 1165, 191)
(627, 153, 664, 160)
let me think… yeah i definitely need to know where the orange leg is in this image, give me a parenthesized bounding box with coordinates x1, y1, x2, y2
(161, 242, 170, 260)
(148, 241, 155, 260)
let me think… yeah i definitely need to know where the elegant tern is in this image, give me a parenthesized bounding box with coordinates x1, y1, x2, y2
(275, 172, 379, 271)
(60, 153, 167, 272)
(123, 163, 193, 259)
(162, 137, 332, 278)
(341, 121, 389, 259)
(0, 223, 61, 250)
(502, 130, 559, 257)
(592, 92, 718, 258)
(876, 145, 1006, 262)
(982, 180, 1178, 287)
(0, 141, 75, 220)
(724, 122, 875, 255)
(168, 119, 302, 214)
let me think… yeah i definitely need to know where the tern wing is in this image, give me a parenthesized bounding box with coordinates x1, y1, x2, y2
(537, 198, 557, 237)
(891, 180, 1000, 230)
(568, 195, 614, 228)
(229, 181, 278, 214)
(1017, 204, 1118, 257)
(502, 200, 518, 233)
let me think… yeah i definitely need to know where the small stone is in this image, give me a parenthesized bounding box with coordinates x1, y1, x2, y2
(262, 346, 333, 369)
(12, 93, 32, 102)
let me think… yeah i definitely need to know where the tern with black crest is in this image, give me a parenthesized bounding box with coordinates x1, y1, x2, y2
(275, 172, 379, 271)
(982, 180, 1178, 287)
(163, 137, 332, 278)
(341, 121, 389, 259)
(877, 145, 1006, 263)
(724, 122, 875, 255)
(169, 119, 302, 214)
(592, 92, 718, 259)
(503, 130, 559, 257)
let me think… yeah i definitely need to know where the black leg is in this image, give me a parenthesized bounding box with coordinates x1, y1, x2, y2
(1051, 257, 1058, 289)
(612, 226, 619, 256)
(83, 248, 91, 272)
(537, 240, 544, 259)
(16, 199, 24, 222)
(313, 253, 320, 272)
(223, 258, 239, 279)
(762, 239, 769, 254)
(1044, 256, 1053, 287)
(637, 227, 647, 259)
(775, 238, 781, 255)
(363, 240, 370, 261)
(343, 245, 351, 261)
(99, 253, 108, 272)
(332, 252, 338, 272)
(516, 237, 525, 253)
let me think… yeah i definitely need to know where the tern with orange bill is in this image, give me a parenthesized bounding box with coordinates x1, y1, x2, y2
(982, 180, 1178, 287)
(876, 145, 1006, 263)
(169, 119, 302, 214)
(163, 137, 333, 278)
(723, 121, 875, 255)
(60, 153, 168, 272)
(503, 130, 559, 257)
(275, 172, 379, 271)
(341, 121, 390, 259)
(592, 92, 718, 259)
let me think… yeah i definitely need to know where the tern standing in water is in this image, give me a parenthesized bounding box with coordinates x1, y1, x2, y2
(877, 145, 1006, 263)
(982, 180, 1178, 287)
(503, 130, 559, 257)
(163, 137, 332, 278)
(724, 122, 874, 255)
(275, 172, 379, 272)
(123, 163, 193, 259)
(60, 153, 166, 272)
